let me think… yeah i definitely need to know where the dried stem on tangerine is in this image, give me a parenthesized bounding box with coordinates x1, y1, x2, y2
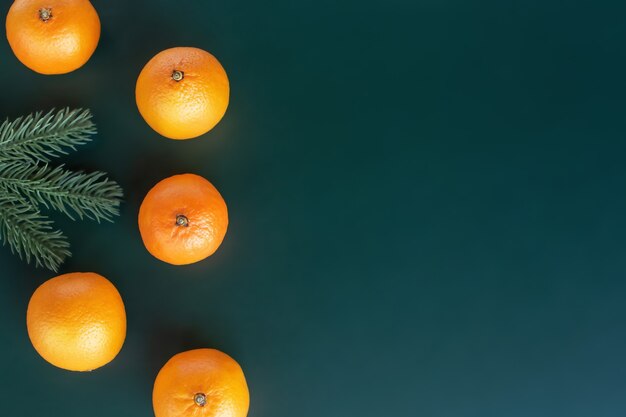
(175, 214, 189, 227)
(172, 70, 184, 82)
(39, 8, 52, 22)
(194, 393, 207, 407)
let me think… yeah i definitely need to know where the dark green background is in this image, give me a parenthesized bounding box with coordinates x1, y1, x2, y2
(1, 0, 626, 415)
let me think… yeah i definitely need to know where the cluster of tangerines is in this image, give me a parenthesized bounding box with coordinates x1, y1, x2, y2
(6, 1, 249, 416)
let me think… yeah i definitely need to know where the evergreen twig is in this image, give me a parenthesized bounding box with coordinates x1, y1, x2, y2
(0, 162, 123, 222)
(0, 108, 123, 271)
(0, 108, 96, 163)
(0, 196, 70, 271)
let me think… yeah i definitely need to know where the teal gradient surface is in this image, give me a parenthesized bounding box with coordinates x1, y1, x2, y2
(1, 0, 626, 416)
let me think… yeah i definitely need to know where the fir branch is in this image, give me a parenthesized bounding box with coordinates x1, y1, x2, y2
(0, 162, 123, 222)
(0, 196, 70, 271)
(0, 108, 96, 163)
(0, 108, 123, 271)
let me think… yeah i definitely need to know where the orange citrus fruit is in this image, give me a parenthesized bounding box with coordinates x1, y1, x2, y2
(26, 272, 126, 371)
(138, 173, 229, 265)
(135, 47, 230, 140)
(153, 349, 250, 417)
(6, 0, 101, 74)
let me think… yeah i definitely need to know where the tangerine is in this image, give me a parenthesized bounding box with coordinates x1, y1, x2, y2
(138, 174, 229, 265)
(26, 272, 126, 371)
(6, 0, 101, 74)
(153, 349, 250, 417)
(136, 47, 230, 140)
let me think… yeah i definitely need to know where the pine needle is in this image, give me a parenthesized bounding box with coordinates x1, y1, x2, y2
(0, 196, 70, 271)
(0, 108, 123, 271)
(0, 108, 96, 163)
(0, 162, 123, 222)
